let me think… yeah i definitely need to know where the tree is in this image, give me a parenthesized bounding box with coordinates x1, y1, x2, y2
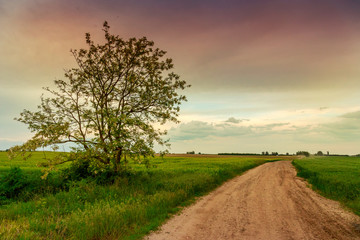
(316, 151, 323, 156)
(296, 151, 310, 157)
(10, 21, 190, 173)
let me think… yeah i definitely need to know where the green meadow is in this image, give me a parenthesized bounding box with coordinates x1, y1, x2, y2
(0, 151, 56, 174)
(293, 156, 360, 215)
(0, 152, 284, 240)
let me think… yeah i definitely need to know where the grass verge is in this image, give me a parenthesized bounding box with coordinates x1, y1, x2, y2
(292, 156, 360, 215)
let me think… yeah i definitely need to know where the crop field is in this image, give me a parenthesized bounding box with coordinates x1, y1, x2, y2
(0, 151, 69, 175)
(0, 152, 289, 240)
(293, 156, 360, 215)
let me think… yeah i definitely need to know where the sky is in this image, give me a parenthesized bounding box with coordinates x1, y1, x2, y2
(0, 0, 360, 154)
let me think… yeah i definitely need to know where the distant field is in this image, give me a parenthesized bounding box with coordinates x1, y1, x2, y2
(0, 153, 289, 240)
(0, 151, 64, 176)
(293, 156, 360, 215)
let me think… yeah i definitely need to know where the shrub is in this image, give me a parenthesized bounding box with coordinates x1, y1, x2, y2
(296, 151, 310, 157)
(0, 167, 66, 204)
(0, 167, 28, 199)
(60, 158, 127, 185)
(61, 158, 92, 182)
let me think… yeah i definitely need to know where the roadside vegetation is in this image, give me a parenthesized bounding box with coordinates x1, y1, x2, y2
(0, 152, 285, 239)
(293, 156, 360, 215)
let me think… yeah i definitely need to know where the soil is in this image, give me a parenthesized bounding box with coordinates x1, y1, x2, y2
(145, 161, 360, 240)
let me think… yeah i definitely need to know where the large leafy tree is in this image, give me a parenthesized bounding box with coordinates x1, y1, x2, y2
(11, 22, 189, 172)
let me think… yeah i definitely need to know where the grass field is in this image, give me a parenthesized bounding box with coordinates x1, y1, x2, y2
(0, 152, 288, 240)
(0, 151, 68, 176)
(293, 156, 360, 215)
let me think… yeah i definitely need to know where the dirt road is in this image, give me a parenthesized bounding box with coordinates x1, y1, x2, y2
(146, 161, 360, 240)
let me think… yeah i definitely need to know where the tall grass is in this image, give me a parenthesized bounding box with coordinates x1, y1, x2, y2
(0, 153, 284, 240)
(293, 156, 360, 215)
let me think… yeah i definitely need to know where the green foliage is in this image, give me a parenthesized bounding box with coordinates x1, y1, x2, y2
(60, 157, 123, 185)
(293, 156, 360, 215)
(0, 167, 28, 200)
(296, 151, 310, 157)
(62, 157, 92, 181)
(0, 155, 279, 239)
(10, 21, 189, 172)
(315, 151, 323, 156)
(0, 168, 66, 205)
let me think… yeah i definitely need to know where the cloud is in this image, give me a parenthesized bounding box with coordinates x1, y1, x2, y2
(1, 0, 360, 155)
(265, 109, 360, 143)
(167, 109, 360, 147)
(340, 111, 360, 119)
(164, 119, 353, 154)
(6, 0, 360, 94)
(168, 120, 294, 142)
(168, 121, 253, 141)
(253, 123, 290, 131)
(224, 117, 249, 124)
(322, 124, 360, 140)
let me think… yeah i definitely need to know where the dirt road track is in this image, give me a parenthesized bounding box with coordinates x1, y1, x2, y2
(146, 161, 360, 240)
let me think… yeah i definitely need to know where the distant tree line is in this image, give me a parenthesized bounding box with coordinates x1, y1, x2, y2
(186, 151, 202, 154)
(201, 151, 358, 157)
(261, 151, 280, 156)
(218, 153, 260, 156)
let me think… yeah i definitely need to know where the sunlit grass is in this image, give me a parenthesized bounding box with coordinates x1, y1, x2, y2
(0, 151, 67, 176)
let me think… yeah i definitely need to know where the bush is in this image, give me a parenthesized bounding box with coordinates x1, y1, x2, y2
(316, 151, 324, 156)
(0, 167, 67, 204)
(296, 151, 310, 157)
(0, 167, 28, 199)
(61, 158, 92, 182)
(60, 158, 126, 185)
(0, 158, 130, 204)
